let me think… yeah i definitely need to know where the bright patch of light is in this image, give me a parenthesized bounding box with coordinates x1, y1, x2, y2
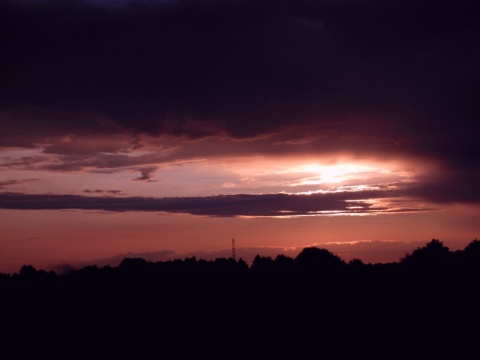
(285, 163, 380, 185)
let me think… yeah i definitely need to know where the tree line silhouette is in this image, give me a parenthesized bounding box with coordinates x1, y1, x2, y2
(2, 238, 479, 357)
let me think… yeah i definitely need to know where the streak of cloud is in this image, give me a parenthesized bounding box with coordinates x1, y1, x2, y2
(0, 189, 432, 217)
(0, 178, 40, 189)
(84, 189, 123, 195)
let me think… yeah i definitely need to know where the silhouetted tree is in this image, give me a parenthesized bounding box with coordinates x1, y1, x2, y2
(274, 254, 294, 270)
(19, 264, 37, 278)
(294, 247, 346, 273)
(119, 257, 149, 272)
(400, 239, 451, 268)
(250, 255, 275, 273)
(464, 238, 480, 258)
(458, 239, 480, 276)
(236, 258, 249, 272)
(348, 258, 365, 267)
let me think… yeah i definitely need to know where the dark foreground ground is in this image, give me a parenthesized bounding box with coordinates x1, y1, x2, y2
(2, 240, 480, 358)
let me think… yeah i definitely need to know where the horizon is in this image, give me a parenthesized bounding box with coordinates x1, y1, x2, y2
(1, 0, 480, 275)
(2, 236, 477, 275)
(5, 237, 480, 276)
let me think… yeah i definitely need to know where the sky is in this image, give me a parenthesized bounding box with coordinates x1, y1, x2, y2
(1, 0, 480, 274)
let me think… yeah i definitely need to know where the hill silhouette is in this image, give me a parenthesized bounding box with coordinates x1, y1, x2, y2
(1, 238, 479, 358)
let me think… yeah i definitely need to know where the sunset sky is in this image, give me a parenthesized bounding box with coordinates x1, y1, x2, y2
(1, 0, 479, 274)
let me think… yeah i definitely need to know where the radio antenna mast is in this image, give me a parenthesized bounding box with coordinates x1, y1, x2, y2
(232, 237, 236, 261)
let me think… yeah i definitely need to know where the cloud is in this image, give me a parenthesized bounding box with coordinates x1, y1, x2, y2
(0, 108, 122, 148)
(1, 0, 478, 139)
(133, 166, 158, 181)
(0, 178, 40, 189)
(0, 188, 432, 217)
(1, 0, 479, 205)
(84, 189, 123, 195)
(405, 167, 480, 204)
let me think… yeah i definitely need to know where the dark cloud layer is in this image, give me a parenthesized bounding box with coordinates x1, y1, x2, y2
(1, 0, 479, 203)
(1, 0, 479, 137)
(0, 189, 417, 217)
